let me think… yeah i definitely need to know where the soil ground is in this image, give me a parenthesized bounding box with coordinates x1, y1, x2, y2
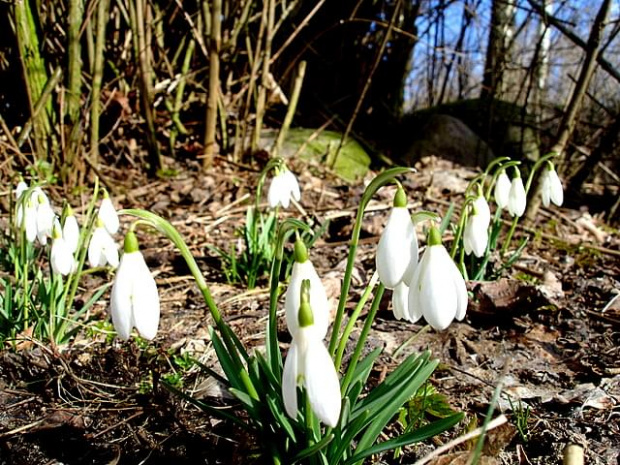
(1, 156, 618, 464)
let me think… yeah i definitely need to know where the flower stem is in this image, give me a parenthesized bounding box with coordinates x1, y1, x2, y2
(334, 271, 378, 371)
(341, 283, 385, 394)
(328, 167, 413, 356)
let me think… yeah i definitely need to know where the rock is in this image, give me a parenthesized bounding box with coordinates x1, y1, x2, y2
(400, 114, 494, 167)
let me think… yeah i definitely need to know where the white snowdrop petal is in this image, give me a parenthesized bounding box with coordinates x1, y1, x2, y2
(282, 341, 300, 420)
(36, 204, 55, 245)
(407, 252, 427, 323)
(303, 338, 341, 427)
(63, 215, 80, 253)
(51, 237, 74, 275)
(110, 254, 134, 340)
(15, 181, 28, 200)
(418, 247, 458, 330)
(129, 253, 161, 340)
(99, 197, 120, 234)
(508, 178, 526, 217)
(88, 228, 106, 267)
(376, 207, 415, 289)
(494, 172, 511, 209)
(451, 261, 468, 321)
(392, 282, 409, 321)
(285, 170, 301, 202)
(549, 169, 564, 206)
(25, 204, 38, 243)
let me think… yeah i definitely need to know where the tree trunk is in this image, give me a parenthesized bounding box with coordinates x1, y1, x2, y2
(481, 0, 516, 101)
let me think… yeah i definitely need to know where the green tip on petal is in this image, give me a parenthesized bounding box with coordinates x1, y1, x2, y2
(393, 186, 407, 208)
(102, 189, 110, 199)
(65, 204, 74, 216)
(298, 279, 314, 327)
(293, 238, 308, 263)
(123, 230, 139, 253)
(546, 161, 554, 171)
(427, 226, 442, 246)
(513, 167, 521, 178)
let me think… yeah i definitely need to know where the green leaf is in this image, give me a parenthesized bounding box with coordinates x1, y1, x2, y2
(292, 433, 334, 463)
(344, 412, 463, 465)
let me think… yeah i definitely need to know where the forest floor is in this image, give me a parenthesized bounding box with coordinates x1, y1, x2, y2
(0, 156, 619, 465)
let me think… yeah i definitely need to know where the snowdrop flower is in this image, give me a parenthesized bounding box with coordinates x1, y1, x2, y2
(507, 170, 526, 217)
(99, 191, 120, 234)
(16, 196, 38, 243)
(463, 194, 491, 258)
(88, 218, 119, 268)
(62, 206, 80, 254)
(494, 170, 511, 210)
(540, 163, 563, 207)
(408, 226, 468, 330)
(110, 230, 160, 340)
(34, 190, 55, 245)
(282, 280, 341, 427)
(50, 219, 75, 276)
(376, 186, 418, 289)
(14, 180, 28, 200)
(285, 239, 329, 340)
(268, 167, 301, 209)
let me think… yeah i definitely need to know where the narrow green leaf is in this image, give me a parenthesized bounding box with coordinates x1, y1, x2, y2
(344, 412, 464, 465)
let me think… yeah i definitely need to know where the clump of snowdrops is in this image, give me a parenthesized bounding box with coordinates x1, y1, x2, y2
(447, 153, 564, 282)
(112, 164, 465, 463)
(211, 158, 323, 289)
(1, 178, 124, 345)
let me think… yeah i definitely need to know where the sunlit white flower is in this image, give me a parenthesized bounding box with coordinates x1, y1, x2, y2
(50, 220, 75, 276)
(284, 239, 329, 340)
(376, 187, 418, 289)
(408, 227, 468, 330)
(16, 197, 38, 243)
(282, 280, 341, 427)
(88, 220, 119, 268)
(62, 207, 80, 254)
(507, 172, 526, 217)
(15, 180, 28, 200)
(494, 171, 511, 210)
(110, 231, 160, 340)
(463, 195, 490, 257)
(540, 164, 563, 207)
(99, 193, 120, 234)
(268, 167, 301, 209)
(34, 191, 55, 245)
(392, 281, 410, 321)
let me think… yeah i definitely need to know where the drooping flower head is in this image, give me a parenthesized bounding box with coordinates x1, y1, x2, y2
(110, 230, 160, 340)
(284, 238, 329, 340)
(99, 190, 120, 234)
(50, 219, 75, 276)
(408, 226, 468, 330)
(463, 192, 491, 258)
(282, 279, 341, 427)
(62, 204, 80, 254)
(507, 168, 527, 218)
(15, 190, 38, 243)
(376, 186, 418, 289)
(34, 189, 55, 245)
(88, 217, 119, 268)
(268, 165, 301, 209)
(494, 170, 511, 210)
(540, 162, 563, 207)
